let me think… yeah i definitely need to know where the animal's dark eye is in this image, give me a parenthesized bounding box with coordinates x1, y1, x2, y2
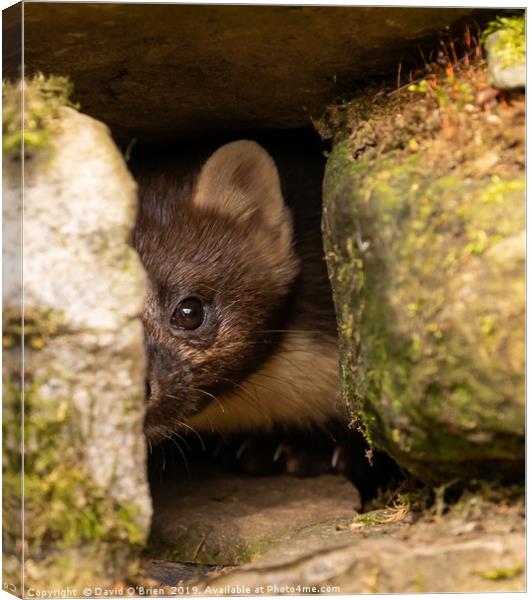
(171, 297, 205, 330)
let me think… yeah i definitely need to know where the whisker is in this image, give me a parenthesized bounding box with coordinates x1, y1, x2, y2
(187, 386, 217, 401)
(188, 386, 225, 414)
(179, 421, 206, 451)
(166, 387, 225, 415)
(167, 435, 190, 476)
(230, 389, 262, 414)
(215, 376, 262, 409)
(173, 431, 191, 452)
(160, 440, 167, 471)
(209, 379, 263, 417)
(199, 389, 225, 414)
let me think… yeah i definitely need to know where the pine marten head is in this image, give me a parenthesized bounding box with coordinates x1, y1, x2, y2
(133, 141, 299, 444)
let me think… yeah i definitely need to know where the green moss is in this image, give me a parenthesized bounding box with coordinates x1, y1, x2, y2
(354, 511, 387, 526)
(475, 565, 523, 581)
(352, 486, 429, 527)
(2, 376, 144, 559)
(2, 73, 77, 155)
(147, 526, 274, 566)
(482, 15, 525, 68)
(3, 306, 66, 350)
(406, 78, 474, 111)
(480, 175, 525, 203)
(325, 150, 524, 476)
(322, 55, 525, 481)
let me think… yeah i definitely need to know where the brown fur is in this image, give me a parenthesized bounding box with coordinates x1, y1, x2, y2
(133, 139, 343, 444)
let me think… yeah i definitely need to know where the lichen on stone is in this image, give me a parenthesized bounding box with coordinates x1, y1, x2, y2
(321, 37, 525, 482)
(3, 82, 149, 589)
(2, 73, 77, 155)
(3, 306, 66, 351)
(2, 377, 144, 563)
(482, 15, 525, 68)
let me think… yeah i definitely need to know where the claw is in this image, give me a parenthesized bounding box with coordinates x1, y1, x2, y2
(331, 445, 342, 469)
(236, 439, 251, 460)
(273, 442, 288, 462)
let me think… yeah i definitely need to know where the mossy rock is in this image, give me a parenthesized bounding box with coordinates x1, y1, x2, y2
(2, 74, 77, 155)
(189, 491, 524, 593)
(3, 75, 150, 592)
(322, 58, 524, 482)
(483, 15, 525, 90)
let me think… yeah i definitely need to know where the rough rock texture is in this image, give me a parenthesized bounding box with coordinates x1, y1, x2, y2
(147, 492, 524, 593)
(3, 94, 151, 592)
(149, 463, 361, 565)
(2, 93, 23, 597)
(487, 35, 525, 89)
(20, 4, 489, 143)
(321, 58, 525, 482)
(485, 17, 525, 90)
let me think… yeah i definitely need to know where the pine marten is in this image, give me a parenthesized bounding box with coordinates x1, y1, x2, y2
(133, 139, 345, 451)
(132, 136, 400, 492)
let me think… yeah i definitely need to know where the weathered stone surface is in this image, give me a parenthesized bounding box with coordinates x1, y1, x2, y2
(2, 98, 23, 598)
(144, 560, 218, 588)
(148, 494, 525, 594)
(149, 463, 361, 566)
(20, 5, 488, 143)
(321, 58, 525, 482)
(485, 20, 525, 90)
(3, 88, 151, 591)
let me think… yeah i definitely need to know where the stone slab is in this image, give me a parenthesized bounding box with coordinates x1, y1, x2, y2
(21, 5, 486, 142)
(146, 495, 524, 593)
(148, 463, 361, 566)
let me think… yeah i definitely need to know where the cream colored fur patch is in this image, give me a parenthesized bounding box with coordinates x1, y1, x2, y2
(186, 331, 342, 432)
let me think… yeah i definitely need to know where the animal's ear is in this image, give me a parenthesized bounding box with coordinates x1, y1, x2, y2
(193, 140, 292, 232)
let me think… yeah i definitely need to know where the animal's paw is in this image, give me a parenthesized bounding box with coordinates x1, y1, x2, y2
(211, 433, 348, 477)
(272, 441, 350, 477)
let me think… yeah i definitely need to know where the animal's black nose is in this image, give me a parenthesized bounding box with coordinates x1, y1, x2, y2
(145, 379, 151, 403)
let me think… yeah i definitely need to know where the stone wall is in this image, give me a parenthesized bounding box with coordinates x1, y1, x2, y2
(3, 79, 151, 593)
(321, 24, 525, 482)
